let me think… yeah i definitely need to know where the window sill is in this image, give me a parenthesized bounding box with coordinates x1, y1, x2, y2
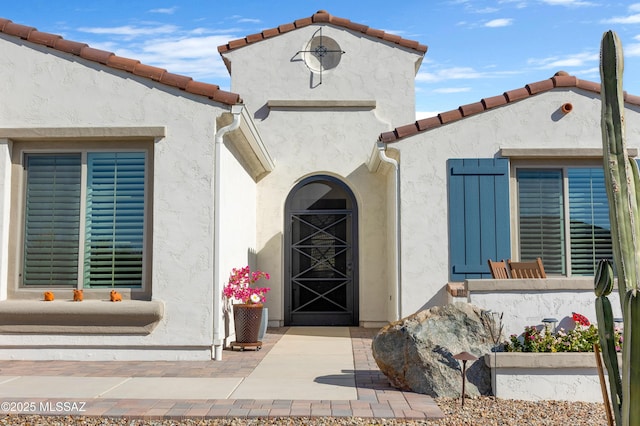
(465, 277, 606, 292)
(0, 300, 164, 335)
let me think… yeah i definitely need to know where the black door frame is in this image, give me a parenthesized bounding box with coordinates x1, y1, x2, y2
(284, 175, 359, 326)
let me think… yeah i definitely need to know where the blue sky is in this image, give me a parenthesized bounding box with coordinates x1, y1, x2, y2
(3, 1, 640, 119)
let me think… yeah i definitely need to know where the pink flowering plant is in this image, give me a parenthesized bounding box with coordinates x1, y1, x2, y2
(505, 312, 623, 353)
(223, 266, 270, 305)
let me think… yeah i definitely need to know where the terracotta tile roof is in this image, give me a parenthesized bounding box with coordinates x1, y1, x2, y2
(0, 18, 242, 106)
(217, 10, 428, 72)
(379, 71, 640, 143)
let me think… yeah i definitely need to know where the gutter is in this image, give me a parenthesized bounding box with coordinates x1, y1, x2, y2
(212, 104, 244, 361)
(375, 141, 402, 321)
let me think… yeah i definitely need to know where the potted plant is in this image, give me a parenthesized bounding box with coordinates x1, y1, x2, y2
(223, 266, 270, 344)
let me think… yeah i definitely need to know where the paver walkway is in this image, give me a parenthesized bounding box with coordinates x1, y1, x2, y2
(0, 327, 444, 421)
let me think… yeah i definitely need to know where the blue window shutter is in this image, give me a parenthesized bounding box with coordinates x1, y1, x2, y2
(448, 158, 510, 281)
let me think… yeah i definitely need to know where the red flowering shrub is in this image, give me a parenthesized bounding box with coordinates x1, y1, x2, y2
(223, 266, 270, 304)
(572, 312, 591, 326)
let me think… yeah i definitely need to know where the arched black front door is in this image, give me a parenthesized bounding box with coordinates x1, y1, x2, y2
(284, 176, 358, 326)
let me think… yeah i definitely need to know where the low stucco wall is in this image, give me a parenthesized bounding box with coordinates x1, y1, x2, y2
(484, 352, 620, 402)
(466, 278, 623, 337)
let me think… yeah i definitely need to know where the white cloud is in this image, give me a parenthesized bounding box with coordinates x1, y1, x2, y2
(417, 67, 484, 82)
(149, 7, 178, 15)
(626, 42, 640, 57)
(541, 0, 597, 6)
(498, 0, 527, 8)
(602, 14, 640, 24)
(416, 111, 442, 120)
(485, 18, 513, 27)
(631, 3, 640, 12)
(416, 67, 517, 83)
(528, 52, 598, 69)
(74, 20, 241, 82)
(78, 25, 179, 37)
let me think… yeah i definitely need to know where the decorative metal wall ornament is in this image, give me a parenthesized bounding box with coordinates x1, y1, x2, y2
(297, 27, 345, 86)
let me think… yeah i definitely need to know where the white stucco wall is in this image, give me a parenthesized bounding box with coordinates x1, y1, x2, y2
(226, 25, 421, 129)
(466, 279, 623, 337)
(394, 88, 640, 316)
(222, 25, 423, 326)
(0, 36, 254, 359)
(218, 141, 258, 341)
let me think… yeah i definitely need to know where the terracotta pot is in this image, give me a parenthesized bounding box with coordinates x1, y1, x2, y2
(233, 303, 264, 343)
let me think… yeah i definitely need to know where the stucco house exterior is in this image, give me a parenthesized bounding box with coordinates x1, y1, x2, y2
(0, 10, 638, 360)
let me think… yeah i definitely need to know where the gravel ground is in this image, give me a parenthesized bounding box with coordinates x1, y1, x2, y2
(0, 397, 610, 425)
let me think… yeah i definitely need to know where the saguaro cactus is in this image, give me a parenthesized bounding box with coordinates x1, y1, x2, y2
(595, 259, 622, 425)
(599, 30, 640, 426)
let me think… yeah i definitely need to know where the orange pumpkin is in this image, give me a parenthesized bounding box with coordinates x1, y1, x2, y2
(73, 289, 83, 302)
(43, 291, 54, 301)
(110, 290, 122, 302)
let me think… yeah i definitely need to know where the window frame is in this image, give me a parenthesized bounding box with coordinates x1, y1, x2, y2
(9, 140, 153, 300)
(510, 158, 611, 277)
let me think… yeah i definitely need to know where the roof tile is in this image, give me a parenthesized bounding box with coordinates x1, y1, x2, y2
(365, 28, 385, 39)
(395, 122, 419, 139)
(576, 79, 600, 93)
(159, 72, 193, 90)
(246, 33, 264, 44)
(482, 94, 508, 109)
(526, 79, 554, 95)
(625, 93, 640, 105)
(417, 116, 442, 131)
(262, 28, 280, 38)
(293, 17, 313, 28)
(133, 63, 166, 81)
(0, 17, 242, 106)
(219, 10, 427, 55)
(439, 109, 463, 124)
(26, 31, 61, 47)
(278, 23, 296, 33)
(504, 87, 529, 103)
(380, 71, 640, 143)
(553, 73, 577, 87)
(79, 46, 113, 64)
(379, 130, 399, 144)
(106, 56, 140, 73)
(3, 22, 33, 39)
(459, 101, 484, 117)
(227, 38, 248, 50)
(53, 39, 88, 56)
(313, 11, 331, 22)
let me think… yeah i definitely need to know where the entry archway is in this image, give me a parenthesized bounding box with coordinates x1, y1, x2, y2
(284, 175, 359, 326)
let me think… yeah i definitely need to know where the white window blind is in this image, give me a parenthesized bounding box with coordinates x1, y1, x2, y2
(568, 168, 612, 275)
(23, 154, 82, 286)
(517, 169, 566, 275)
(22, 151, 145, 288)
(84, 153, 145, 288)
(517, 167, 612, 276)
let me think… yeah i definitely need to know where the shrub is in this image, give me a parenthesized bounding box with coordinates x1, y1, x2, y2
(505, 317, 623, 353)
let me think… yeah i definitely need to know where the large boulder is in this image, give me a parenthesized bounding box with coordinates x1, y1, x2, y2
(371, 302, 497, 397)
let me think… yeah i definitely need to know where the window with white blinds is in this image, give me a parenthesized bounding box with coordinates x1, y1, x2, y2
(517, 167, 611, 276)
(22, 152, 146, 288)
(23, 155, 82, 286)
(567, 168, 612, 275)
(517, 169, 566, 275)
(84, 153, 145, 288)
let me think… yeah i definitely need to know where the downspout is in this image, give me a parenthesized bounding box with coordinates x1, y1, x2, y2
(213, 104, 244, 361)
(376, 141, 402, 320)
